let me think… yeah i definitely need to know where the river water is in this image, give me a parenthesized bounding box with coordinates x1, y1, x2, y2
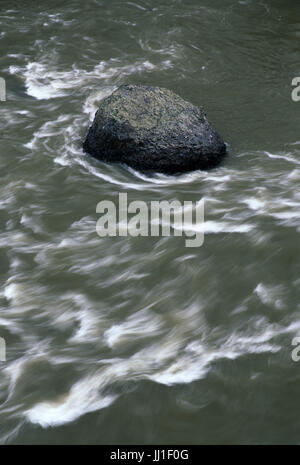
(0, 0, 300, 445)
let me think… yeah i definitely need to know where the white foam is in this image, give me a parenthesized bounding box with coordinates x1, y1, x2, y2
(204, 221, 254, 234)
(254, 283, 285, 309)
(83, 87, 116, 121)
(26, 377, 117, 427)
(9, 58, 172, 101)
(24, 114, 71, 150)
(264, 151, 300, 165)
(148, 324, 282, 386)
(104, 309, 163, 348)
(287, 169, 300, 180)
(3, 283, 18, 302)
(242, 198, 265, 210)
(271, 211, 300, 220)
(23, 312, 292, 428)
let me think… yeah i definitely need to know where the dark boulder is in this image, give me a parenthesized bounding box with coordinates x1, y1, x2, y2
(83, 84, 226, 174)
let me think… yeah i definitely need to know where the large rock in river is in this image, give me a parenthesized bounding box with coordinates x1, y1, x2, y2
(83, 84, 226, 174)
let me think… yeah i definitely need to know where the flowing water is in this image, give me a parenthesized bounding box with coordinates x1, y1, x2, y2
(0, 0, 300, 445)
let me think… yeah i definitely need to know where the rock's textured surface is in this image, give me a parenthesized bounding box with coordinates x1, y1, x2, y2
(83, 85, 226, 174)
